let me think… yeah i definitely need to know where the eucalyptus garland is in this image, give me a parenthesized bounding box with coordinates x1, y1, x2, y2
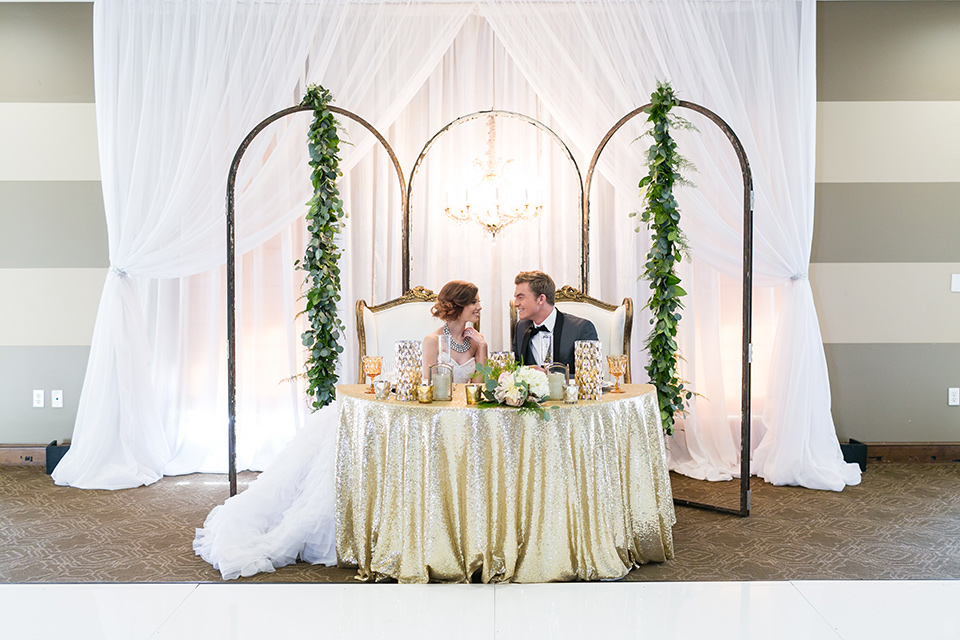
(297, 84, 345, 410)
(633, 81, 695, 435)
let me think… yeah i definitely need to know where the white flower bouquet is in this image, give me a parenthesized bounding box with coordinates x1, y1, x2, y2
(476, 360, 551, 421)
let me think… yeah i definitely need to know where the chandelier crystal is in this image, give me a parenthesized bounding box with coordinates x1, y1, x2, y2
(444, 115, 543, 238)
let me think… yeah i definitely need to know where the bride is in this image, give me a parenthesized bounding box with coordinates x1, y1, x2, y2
(194, 280, 487, 580)
(421, 280, 488, 382)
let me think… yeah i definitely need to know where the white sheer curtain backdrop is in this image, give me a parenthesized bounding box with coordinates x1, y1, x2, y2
(57, 0, 859, 492)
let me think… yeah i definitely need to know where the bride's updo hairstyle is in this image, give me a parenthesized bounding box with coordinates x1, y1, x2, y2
(432, 281, 478, 322)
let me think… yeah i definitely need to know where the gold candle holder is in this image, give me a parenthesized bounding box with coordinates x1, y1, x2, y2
(574, 340, 603, 400)
(417, 383, 433, 404)
(394, 340, 422, 401)
(488, 351, 515, 371)
(464, 383, 481, 405)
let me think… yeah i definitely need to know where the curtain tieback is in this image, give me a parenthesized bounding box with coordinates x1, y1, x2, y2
(110, 265, 128, 279)
(790, 272, 808, 282)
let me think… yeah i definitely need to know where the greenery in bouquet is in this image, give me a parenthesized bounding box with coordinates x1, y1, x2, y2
(474, 361, 551, 421)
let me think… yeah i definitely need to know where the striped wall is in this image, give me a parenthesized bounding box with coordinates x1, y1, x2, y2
(813, 1, 960, 442)
(1, 1, 957, 446)
(0, 2, 104, 445)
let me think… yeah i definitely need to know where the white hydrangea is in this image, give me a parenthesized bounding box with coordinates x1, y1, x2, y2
(513, 366, 550, 402)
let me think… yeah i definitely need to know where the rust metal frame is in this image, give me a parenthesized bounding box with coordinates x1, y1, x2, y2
(585, 101, 754, 516)
(225, 104, 404, 496)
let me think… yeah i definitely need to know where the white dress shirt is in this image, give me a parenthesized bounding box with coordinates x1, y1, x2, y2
(530, 307, 558, 365)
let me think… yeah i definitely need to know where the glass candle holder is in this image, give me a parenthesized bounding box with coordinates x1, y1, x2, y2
(574, 340, 603, 400)
(563, 383, 579, 404)
(373, 378, 391, 400)
(464, 383, 481, 405)
(545, 363, 569, 401)
(395, 340, 422, 401)
(417, 383, 433, 404)
(429, 362, 453, 401)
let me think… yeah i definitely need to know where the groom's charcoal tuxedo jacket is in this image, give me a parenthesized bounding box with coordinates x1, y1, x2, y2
(513, 309, 598, 375)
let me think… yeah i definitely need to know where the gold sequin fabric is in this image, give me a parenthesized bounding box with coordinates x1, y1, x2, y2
(335, 384, 675, 583)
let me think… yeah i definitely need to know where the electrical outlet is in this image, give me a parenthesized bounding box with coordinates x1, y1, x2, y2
(52, 390, 63, 408)
(33, 389, 44, 408)
(950, 388, 960, 406)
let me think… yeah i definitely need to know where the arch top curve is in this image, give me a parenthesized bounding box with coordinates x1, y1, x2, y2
(403, 109, 585, 292)
(224, 101, 404, 497)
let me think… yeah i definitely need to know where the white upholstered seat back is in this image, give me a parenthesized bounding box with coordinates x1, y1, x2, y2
(554, 302, 627, 357)
(359, 301, 441, 379)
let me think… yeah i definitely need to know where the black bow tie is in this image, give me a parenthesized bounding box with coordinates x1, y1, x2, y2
(529, 324, 549, 335)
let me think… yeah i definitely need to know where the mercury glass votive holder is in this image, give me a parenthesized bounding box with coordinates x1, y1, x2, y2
(373, 378, 392, 400)
(417, 383, 434, 404)
(394, 340, 422, 401)
(464, 383, 481, 405)
(574, 340, 603, 400)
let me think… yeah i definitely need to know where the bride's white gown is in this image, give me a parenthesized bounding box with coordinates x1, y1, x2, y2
(194, 359, 477, 580)
(193, 403, 339, 579)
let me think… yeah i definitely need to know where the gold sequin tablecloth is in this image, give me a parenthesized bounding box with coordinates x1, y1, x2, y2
(335, 383, 675, 583)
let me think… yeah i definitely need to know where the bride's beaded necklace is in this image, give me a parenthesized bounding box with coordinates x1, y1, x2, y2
(443, 324, 471, 353)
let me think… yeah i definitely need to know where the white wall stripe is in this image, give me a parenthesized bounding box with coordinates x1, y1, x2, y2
(811, 262, 960, 345)
(816, 101, 960, 183)
(0, 268, 105, 346)
(0, 103, 99, 181)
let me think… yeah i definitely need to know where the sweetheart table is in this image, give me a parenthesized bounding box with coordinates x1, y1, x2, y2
(334, 383, 675, 583)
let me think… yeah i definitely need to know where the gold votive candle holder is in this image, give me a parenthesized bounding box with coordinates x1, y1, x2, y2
(417, 383, 433, 404)
(574, 339, 603, 400)
(563, 383, 579, 404)
(464, 383, 481, 405)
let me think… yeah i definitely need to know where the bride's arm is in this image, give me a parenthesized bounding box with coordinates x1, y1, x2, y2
(465, 327, 488, 367)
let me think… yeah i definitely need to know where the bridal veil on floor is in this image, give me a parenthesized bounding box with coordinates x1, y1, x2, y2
(194, 403, 339, 580)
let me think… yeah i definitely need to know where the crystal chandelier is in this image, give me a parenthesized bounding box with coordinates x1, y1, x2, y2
(444, 115, 543, 238)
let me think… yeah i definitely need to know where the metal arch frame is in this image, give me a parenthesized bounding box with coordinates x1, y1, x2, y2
(585, 101, 754, 517)
(403, 109, 584, 293)
(225, 100, 754, 516)
(225, 104, 405, 496)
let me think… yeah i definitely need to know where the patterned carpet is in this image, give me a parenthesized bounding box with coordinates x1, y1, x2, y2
(1, 463, 958, 583)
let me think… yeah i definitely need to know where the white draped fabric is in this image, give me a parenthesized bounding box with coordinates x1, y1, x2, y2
(55, 0, 860, 492)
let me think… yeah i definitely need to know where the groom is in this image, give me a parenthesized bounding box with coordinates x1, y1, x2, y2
(512, 270, 597, 375)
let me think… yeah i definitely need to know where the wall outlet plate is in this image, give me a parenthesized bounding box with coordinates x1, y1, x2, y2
(949, 388, 960, 407)
(52, 390, 63, 408)
(951, 274, 960, 293)
(33, 389, 44, 408)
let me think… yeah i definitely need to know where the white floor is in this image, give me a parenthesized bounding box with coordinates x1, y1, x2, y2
(2, 580, 958, 639)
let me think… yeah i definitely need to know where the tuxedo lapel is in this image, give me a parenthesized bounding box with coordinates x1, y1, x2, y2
(553, 310, 566, 360)
(520, 322, 535, 367)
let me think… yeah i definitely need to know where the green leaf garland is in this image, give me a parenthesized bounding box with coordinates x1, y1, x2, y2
(297, 85, 346, 410)
(635, 81, 695, 435)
